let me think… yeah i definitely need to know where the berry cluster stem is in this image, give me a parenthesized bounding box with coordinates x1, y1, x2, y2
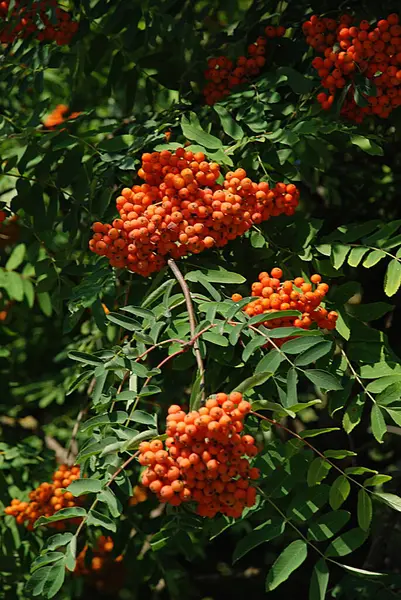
(168, 258, 205, 401)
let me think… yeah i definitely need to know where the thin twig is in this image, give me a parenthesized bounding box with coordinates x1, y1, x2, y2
(66, 377, 96, 463)
(74, 451, 139, 539)
(251, 410, 365, 491)
(257, 487, 326, 559)
(340, 348, 377, 406)
(168, 258, 205, 400)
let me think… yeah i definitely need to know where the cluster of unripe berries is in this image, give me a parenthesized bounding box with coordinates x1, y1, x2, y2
(232, 268, 338, 342)
(303, 13, 401, 121)
(138, 392, 259, 519)
(89, 149, 299, 277)
(0, 0, 78, 45)
(75, 536, 125, 594)
(43, 104, 80, 128)
(203, 25, 286, 105)
(4, 465, 82, 530)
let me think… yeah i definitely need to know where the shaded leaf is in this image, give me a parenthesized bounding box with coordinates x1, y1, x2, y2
(357, 489, 372, 531)
(265, 540, 308, 591)
(233, 518, 285, 563)
(329, 476, 350, 510)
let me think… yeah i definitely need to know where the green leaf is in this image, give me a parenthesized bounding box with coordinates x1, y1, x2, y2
(31, 552, 65, 572)
(371, 404, 386, 443)
(347, 246, 369, 267)
(130, 410, 157, 426)
(307, 510, 350, 542)
(97, 488, 122, 518)
(142, 279, 175, 308)
(364, 474, 392, 487)
(367, 375, 401, 393)
(332, 244, 350, 270)
(304, 370, 343, 391)
(287, 485, 329, 521)
(278, 67, 316, 93)
(250, 230, 266, 248)
(35, 507, 86, 528)
(46, 533, 74, 551)
(233, 372, 272, 394)
(281, 336, 323, 354)
(385, 408, 401, 427)
(203, 331, 228, 346)
(266, 540, 308, 591)
(255, 349, 283, 374)
(288, 400, 322, 413)
(86, 509, 117, 532)
(181, 113, 222, 149)
(325, 528, 368, 557)
(129, 362, 152, 378)
(213, 105, 244, 140)
(309, 559, 329, 600)
(186, 267, 245, 284)
(342, 394, 365, 433)
(357, 489, 372, 531)
(346, 302, 393, 322)
(345, 467, 377, 476)
(65, 538, 76, 572)
(286, 367, 298, 407)
(81, 411, 128, 431)
(37, 291, 52, 317)
(307, 458, 332, 486)
(242, 337, 266, 362)
(323, 450, 357, 459)
(5, 243, 25, 271)
(233, 518, 285, 563)
(363, 249, 386, 268)
(351, 135, 383, 156)
(295, 342, 332, 367)
(106, 312, 141, 330)
(300, 428, 339, 438)
(384, 259, 401, 297)
(27, 563, 65, 598)
(329, 476, 350, 510)
(68, 351, 103, 367)
(373, 492, 401, 512)
(360, 362, 401, 378)
(190, 372, 203, 411)
(66, 479, 102, 496)
(337, 564, 386, 577)
(376, 382, 401, 406)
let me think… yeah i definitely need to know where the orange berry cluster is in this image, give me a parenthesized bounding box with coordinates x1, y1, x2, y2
(203, 25, 286, 105)
(4, 465, 82, 530)
(232, 268, 338, 341)
(0, 0, 78, 45)
(75, 536, 125, 594)
(303, 13, 401, 121)
(89, 149, 299, 277)
(129, 484, 148, 506)
(43, 104, 81, 128)
(138, 392, 259, 519)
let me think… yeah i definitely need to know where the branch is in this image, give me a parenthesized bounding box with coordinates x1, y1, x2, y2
(168, 258, 205, 401)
